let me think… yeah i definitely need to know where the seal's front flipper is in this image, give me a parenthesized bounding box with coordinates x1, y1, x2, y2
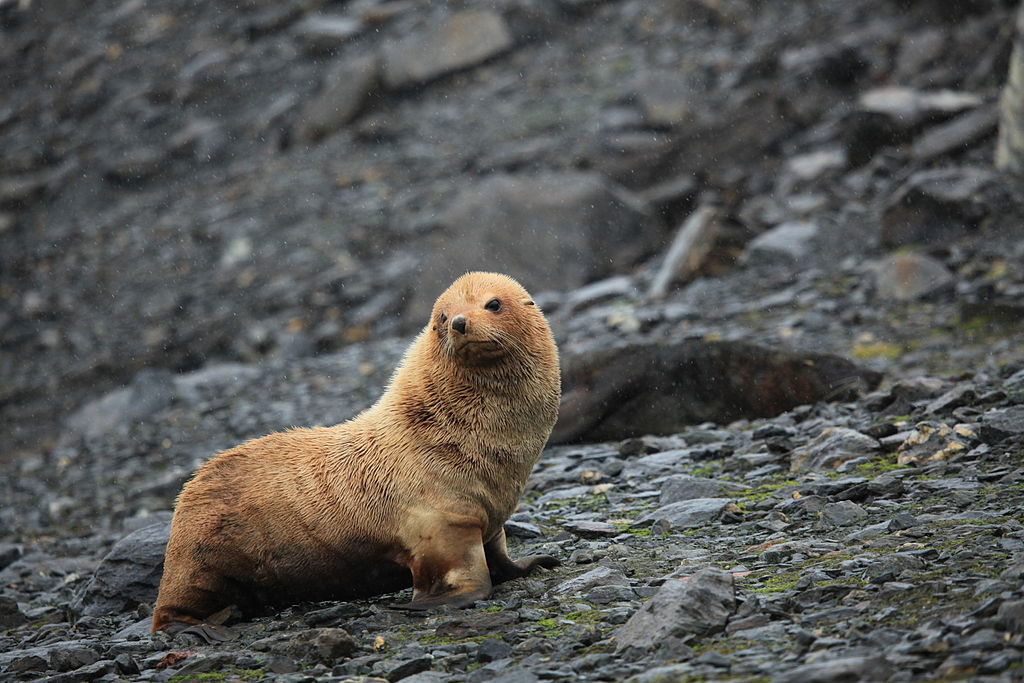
(399, 515, 492, 612)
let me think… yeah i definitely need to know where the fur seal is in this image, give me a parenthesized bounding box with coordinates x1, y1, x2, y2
(152, 272, 561, 636)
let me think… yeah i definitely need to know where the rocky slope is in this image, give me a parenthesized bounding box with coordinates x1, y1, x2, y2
(2, 0, 1024, 681)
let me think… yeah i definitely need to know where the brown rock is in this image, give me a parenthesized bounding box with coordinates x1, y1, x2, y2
(553, 340, 881, 444)
(873, 252, 954, 301)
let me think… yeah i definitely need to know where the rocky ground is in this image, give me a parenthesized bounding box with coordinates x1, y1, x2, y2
(3, 0, 1024, 681)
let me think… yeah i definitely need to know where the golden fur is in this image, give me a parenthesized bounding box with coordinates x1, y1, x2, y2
(151, 272, 560, 633)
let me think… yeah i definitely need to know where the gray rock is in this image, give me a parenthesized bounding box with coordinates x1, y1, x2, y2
(564, 521, 618, 538)
(585, 584, 637, 604)
(641, 498, 733, 532)
(381, 655, 433, 681)
(38, 658, 116, 682)
(819, 501, 868, 527)
(744, 221, 819, 263)
(658, 475, 748, 505)
(411, 172, 657, 322)
(550, 565, 630, 596)
(74, 521, 169, 617)
(881, 166, 997, 248)
(64, 368, 176, 441)
(996, 599, 1024, 632)
(477, 638, 513, 663)
(504, 520, 542, 539)
(616, 568, 735, 649)
(790, 427, 880, 472)
(295, 55, 381, 144)
(873, 252, 954, 301)
(648, 205, 720, 299)
(979, 405, 1024, 442)
(382, 10, 513, 89)
(49, 645, 100, 672)
(0, 595, 27, 628)
(774, 654, 890, 682)
(912, 104, 999, 161)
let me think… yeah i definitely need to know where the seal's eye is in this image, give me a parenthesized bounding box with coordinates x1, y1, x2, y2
(484, 298, 501, 313)
(439, 313, 448, 325)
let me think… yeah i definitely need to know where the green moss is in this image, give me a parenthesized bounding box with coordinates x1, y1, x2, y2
(851, 452, 902, 476)
(419, 633, 491, 646)
(851, 341, 904, 360)
(610, 521, 653, 536)
(736, 480, 799, 503)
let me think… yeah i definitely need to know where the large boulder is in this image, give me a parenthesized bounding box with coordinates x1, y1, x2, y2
(74, 522, 169, 617)
(553, 340, 881, 443)
(409, 172, 661, 322)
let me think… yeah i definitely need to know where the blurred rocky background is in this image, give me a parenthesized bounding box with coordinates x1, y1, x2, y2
(2, 0, 1024, 681)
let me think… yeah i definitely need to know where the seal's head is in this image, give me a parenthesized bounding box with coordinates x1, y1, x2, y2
(430, 272, 551, 368)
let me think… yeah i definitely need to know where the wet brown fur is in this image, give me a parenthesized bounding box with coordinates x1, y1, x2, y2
(151, 272, 560, 633)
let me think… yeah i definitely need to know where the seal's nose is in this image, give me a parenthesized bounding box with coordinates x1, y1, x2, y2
(450, 315, 467, 334)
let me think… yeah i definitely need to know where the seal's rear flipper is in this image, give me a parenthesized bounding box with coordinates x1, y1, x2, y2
(174, 623, 240, 643)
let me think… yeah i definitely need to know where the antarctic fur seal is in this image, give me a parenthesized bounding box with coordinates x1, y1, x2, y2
(152, 272, 561, 637)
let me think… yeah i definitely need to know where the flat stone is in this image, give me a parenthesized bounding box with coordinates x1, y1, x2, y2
(658, 475, 748, 505)
(873, 252, 954, 301)
(912, 104, 999, 161)
(641, 498, 732, 532)
(550, 565, 630, 596)
(616, 568, 735, 649)
(564, 521, 619, 538)
(382, 10, 513, 89)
